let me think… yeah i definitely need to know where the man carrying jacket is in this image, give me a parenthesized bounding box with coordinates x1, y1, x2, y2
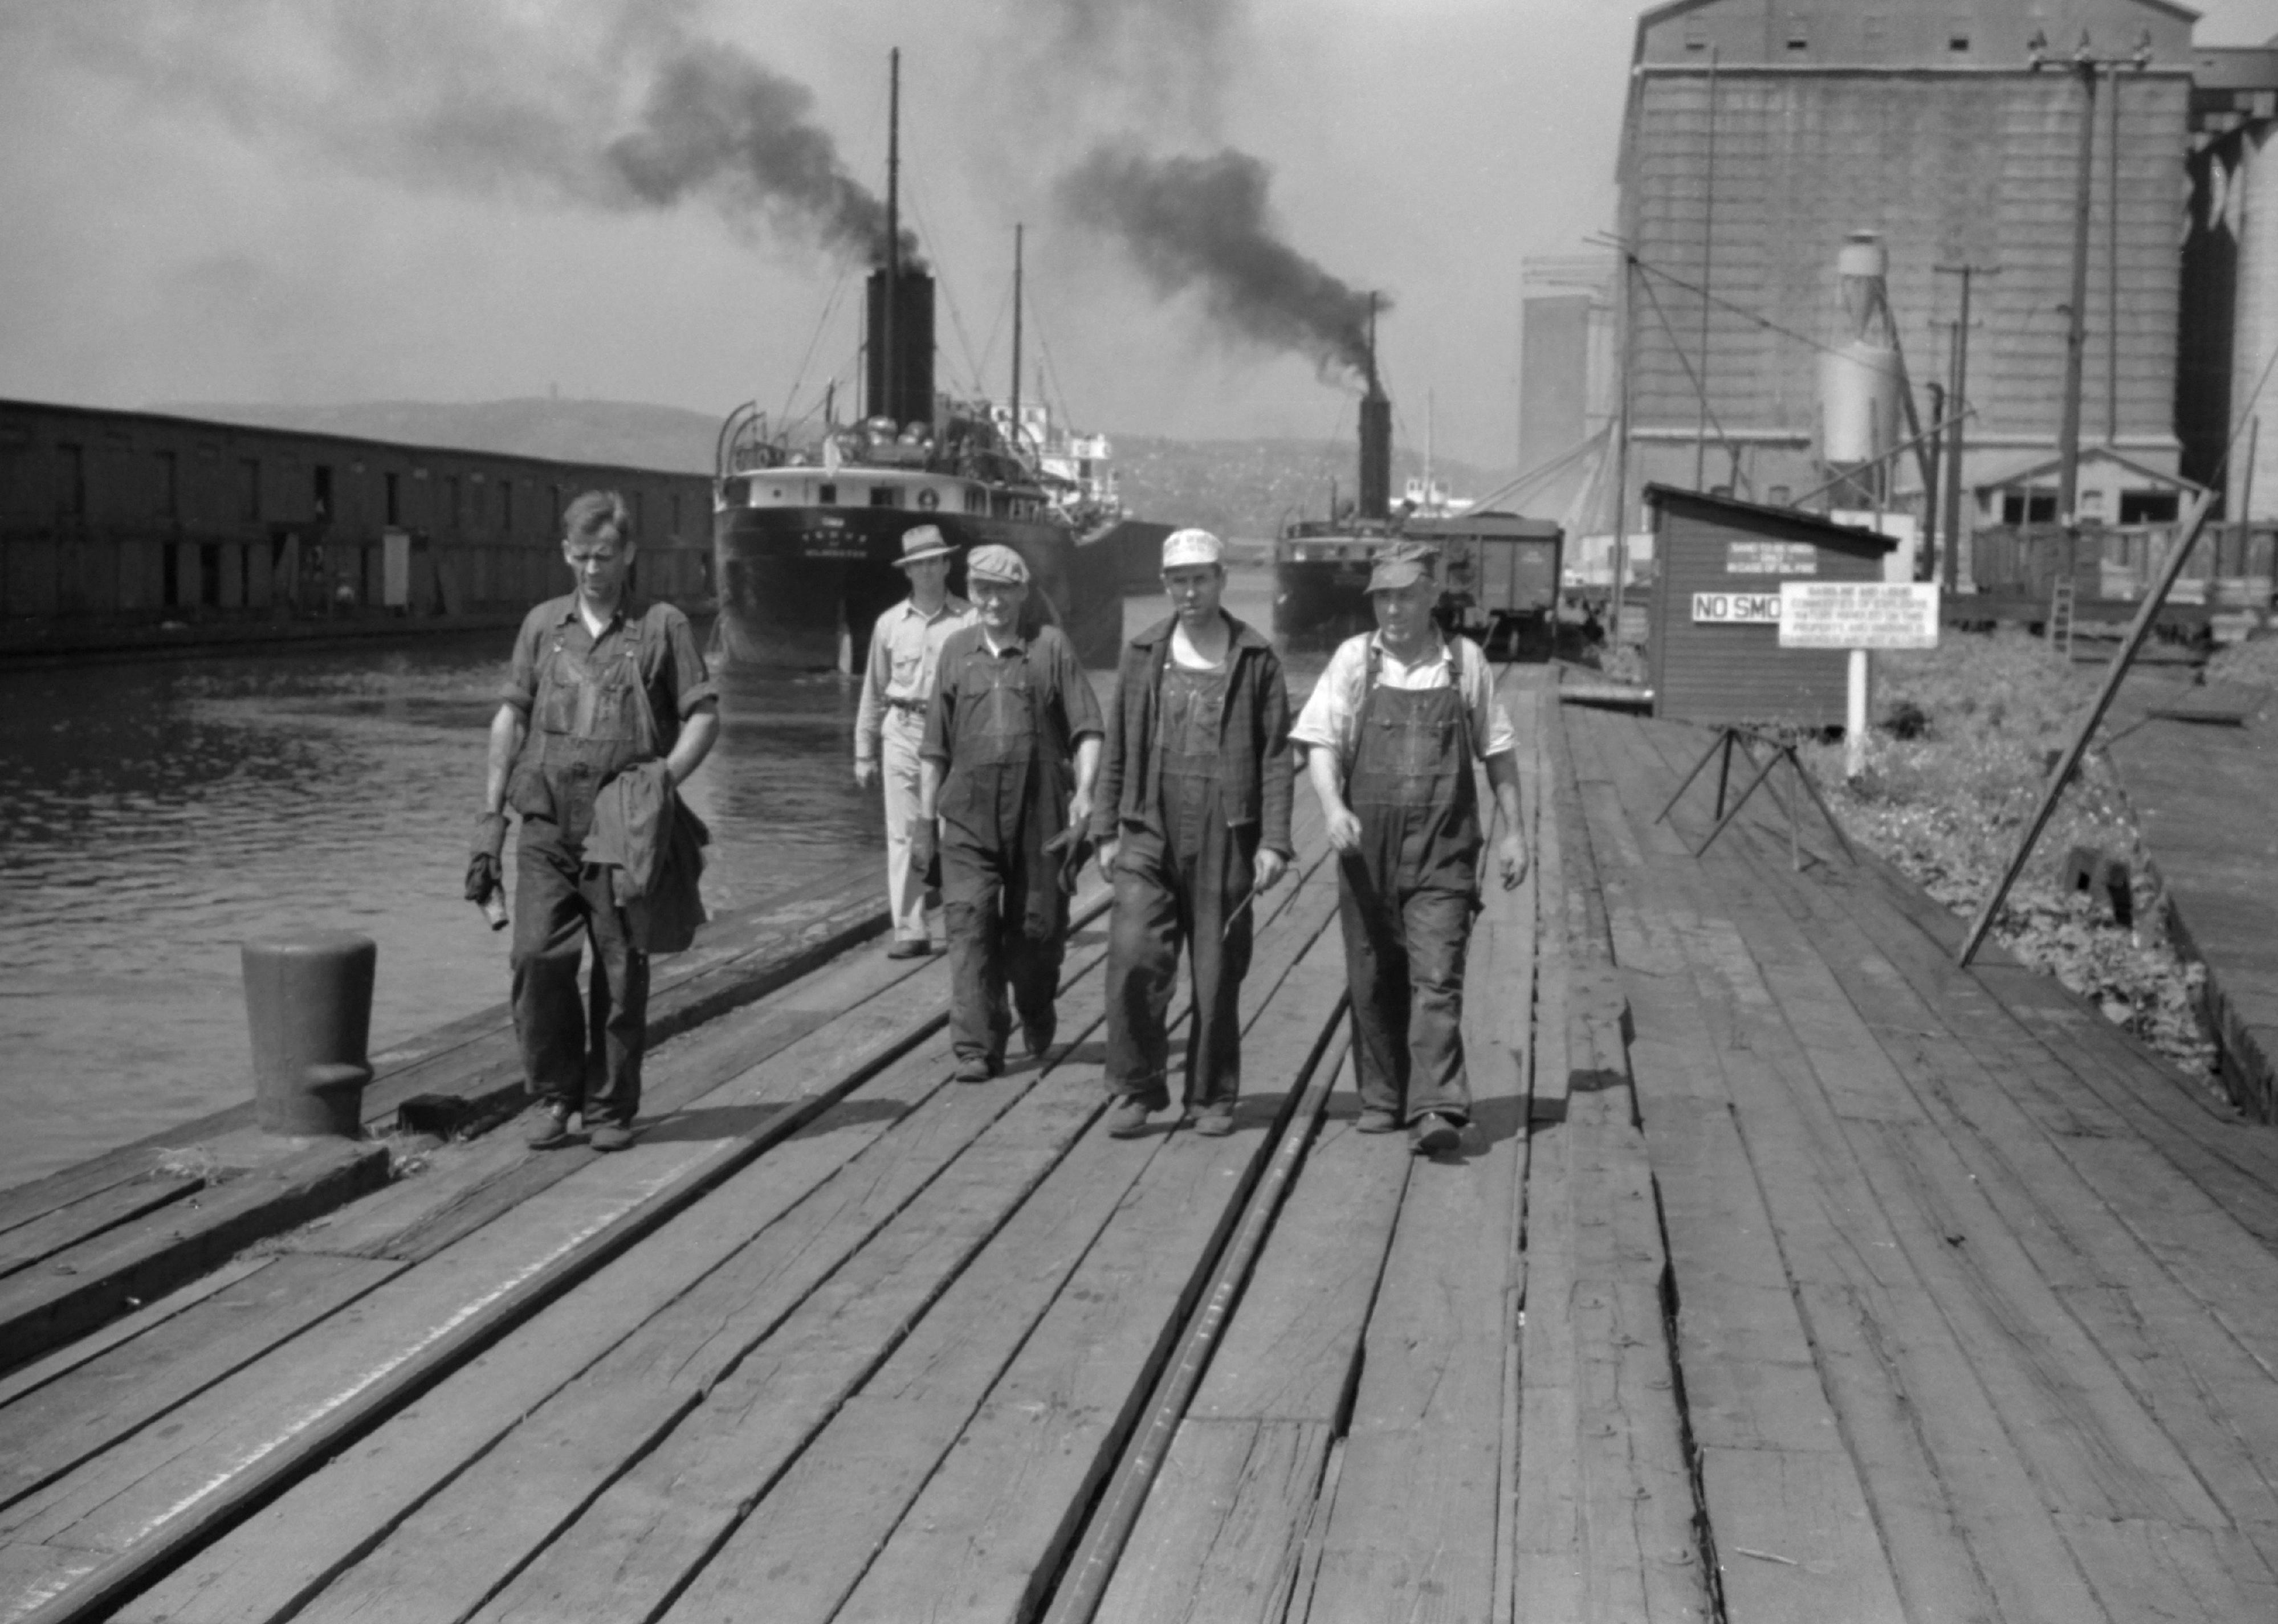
(915, 544, 1103, 1082)
(467, 490, 719, 1152)
(1091, 529, 1293, 1139)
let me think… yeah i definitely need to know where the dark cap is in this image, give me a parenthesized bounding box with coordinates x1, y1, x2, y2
(1367, 540, 1440, 593)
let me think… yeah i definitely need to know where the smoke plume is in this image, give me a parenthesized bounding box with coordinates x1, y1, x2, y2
(1058, 144, 1380, 380)
(37, 2, 914, 266)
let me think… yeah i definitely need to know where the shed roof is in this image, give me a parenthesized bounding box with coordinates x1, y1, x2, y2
(1966, 446, 2206, 493)
(1644, 483, 1897, 551)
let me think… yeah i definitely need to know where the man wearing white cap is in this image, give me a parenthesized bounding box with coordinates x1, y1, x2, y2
(1090, 528, 1293, 1138)
(855, 524, 975, 957)
(1292, 540, 1527, 1156)
(916, 543, 1105, 1080)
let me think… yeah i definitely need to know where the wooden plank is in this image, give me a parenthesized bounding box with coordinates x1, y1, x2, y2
(1701, 1448, 1909, 1623)
(785, 949, 1352, 1624)
(379, 870, 1339, 1624)
(0, 1258, 272, 1415)
(113, 863, 1254, 1624)
(0, 1176, 203, 1283)
(1091, 1419, 1331, 1624)
(0, 1254, 400, 1514)
(0, 1136, 388, 1368)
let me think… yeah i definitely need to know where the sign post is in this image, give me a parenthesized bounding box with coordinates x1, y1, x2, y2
(1778, 581, 1940, 778)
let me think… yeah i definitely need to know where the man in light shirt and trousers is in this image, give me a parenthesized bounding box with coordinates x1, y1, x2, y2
(1291, 540, 1528, 1156)
(855, 524, 976, 958)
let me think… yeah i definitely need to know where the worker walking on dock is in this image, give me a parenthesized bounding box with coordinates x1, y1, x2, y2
(854, 525, 975, 958)
(469, 491, 720, 1152)
(1091, 529, 1294, 1139)
(1293, 541, 1527, 1154)
(916, 544, 1103, 1082)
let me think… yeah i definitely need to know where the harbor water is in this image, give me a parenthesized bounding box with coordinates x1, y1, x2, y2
(1, 572, 1312, 1191)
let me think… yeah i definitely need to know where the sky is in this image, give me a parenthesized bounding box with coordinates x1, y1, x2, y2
(4, 0, 2278, 472)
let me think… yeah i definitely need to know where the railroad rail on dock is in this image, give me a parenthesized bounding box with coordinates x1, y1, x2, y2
(4, 675, 2278, 1622)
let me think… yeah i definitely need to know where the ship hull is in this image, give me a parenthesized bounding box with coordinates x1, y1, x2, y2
(713, 505, 1124, 670)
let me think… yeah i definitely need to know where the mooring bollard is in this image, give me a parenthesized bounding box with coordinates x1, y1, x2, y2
(242, 931, 377, 1137)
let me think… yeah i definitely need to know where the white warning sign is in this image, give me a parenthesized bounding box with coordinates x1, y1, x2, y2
(1690, 591, 1783, 625)
(1778, 582, 1941, 650)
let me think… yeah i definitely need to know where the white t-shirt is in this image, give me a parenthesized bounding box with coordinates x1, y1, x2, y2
(1289, 631, 1515, 764)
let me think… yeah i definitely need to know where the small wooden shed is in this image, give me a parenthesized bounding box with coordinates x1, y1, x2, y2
(1644, 484, 1894, 727)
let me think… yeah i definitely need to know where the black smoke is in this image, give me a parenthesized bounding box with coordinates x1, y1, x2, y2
(606, 52, 919, 268)
(1058, 144, 1379, 380)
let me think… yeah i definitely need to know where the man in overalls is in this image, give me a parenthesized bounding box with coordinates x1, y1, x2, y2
(468, 491, 719, 1151)
(854, 524, 974, 958)
(1091, 528, 1294, 1139)
(1292, 541, 1527, 1154)
(914, 544, 1103, 1082)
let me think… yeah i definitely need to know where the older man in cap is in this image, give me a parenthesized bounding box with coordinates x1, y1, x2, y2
(1090, 528, 1293, 1138)
(1293, 539, 1527, 1155)
(855, 525, 976, 957)
(916, 543, 1104, 1080)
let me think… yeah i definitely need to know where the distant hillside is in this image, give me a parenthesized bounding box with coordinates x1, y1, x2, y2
(1110, 436, 1511, 541)
(157, 398, 722, 474)
(150, 399, 1517, 536)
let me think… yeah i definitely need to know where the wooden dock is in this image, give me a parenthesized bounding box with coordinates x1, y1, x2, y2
(5, 675, 2278, 1622)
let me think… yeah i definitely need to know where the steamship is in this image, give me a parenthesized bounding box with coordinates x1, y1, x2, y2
(710, 59, 1157, 671)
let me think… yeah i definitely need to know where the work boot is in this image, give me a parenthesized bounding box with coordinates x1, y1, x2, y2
(1409, 1112, 1461, 1156)
(525, 1100, 574, 1150)
(954, 1054, 999, 1084)
(1022, 1016, 1057, 1060)
(886, 939, 932, 960)
(1355, 1108, 1401, 1135)
(589, 1120, 637, 1153)
(1191, 1103, 1236, 1138)
(1105, 1098, 1152, 1139)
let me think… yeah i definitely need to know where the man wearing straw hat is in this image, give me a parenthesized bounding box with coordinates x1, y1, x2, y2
(915, 543, 1103, 1082)
(1293, 540, 1527, 1156)
(855, 524, 975, 958)
(1090, 528, 1294, 1139)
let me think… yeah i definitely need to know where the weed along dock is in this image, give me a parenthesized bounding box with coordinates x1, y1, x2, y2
(5, 674, 2278, 1622)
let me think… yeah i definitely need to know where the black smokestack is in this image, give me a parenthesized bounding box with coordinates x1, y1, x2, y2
(606, 51, 922, 268)
(866, 268, 936, 427)
(1058, 144, 1380, 380)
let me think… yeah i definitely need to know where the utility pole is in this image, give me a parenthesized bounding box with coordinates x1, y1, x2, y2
(2031, 29, 2151, 568)
(1694, 46, 1718, 491)
(1934, 262, 1996, 596)
(1611, 254, 1637, 634)
(1924, 380, 1945, 580)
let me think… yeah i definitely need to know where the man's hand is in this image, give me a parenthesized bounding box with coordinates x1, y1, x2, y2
(1498, 833, 1530, 891)
(1066, 788, 1094, 834)
(1097, 837, 1120, 883)
(854, 758, 879, 790)
(1253, 848, 1289, 892)
(465, 811, 508, 903)
(909, 814, 938, 872)
(1324, 806, 1363, 856)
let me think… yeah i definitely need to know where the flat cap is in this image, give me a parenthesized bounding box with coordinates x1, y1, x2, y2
(1367, 540, 1440, 593)
(965, 542, 1030, 585)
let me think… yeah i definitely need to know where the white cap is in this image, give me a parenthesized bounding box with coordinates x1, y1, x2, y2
(1161, 528, 1224, 569)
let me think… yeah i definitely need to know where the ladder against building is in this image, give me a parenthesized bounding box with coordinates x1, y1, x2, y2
(2049, 573, 2077, 659)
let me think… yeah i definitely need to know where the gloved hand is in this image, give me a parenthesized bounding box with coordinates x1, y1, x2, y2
(466, 811, 507, 903)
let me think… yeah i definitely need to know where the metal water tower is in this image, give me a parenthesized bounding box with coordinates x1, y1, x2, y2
(1818, 232, 1905, 504)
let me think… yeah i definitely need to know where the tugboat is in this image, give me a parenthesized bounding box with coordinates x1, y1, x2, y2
(711, 56, 1153, 671)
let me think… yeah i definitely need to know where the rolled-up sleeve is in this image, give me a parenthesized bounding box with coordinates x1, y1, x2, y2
(662, 608, 718, 716)
(1466, 641, 1515, 758)
(499, 607, 549, 712)
(1053, 631, 1105, 740)
(1289, 639, 1364, 762)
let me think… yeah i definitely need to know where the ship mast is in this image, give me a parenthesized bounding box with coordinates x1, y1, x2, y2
(1012, 223, 1025, 454)
(881, 48, 899, 424)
